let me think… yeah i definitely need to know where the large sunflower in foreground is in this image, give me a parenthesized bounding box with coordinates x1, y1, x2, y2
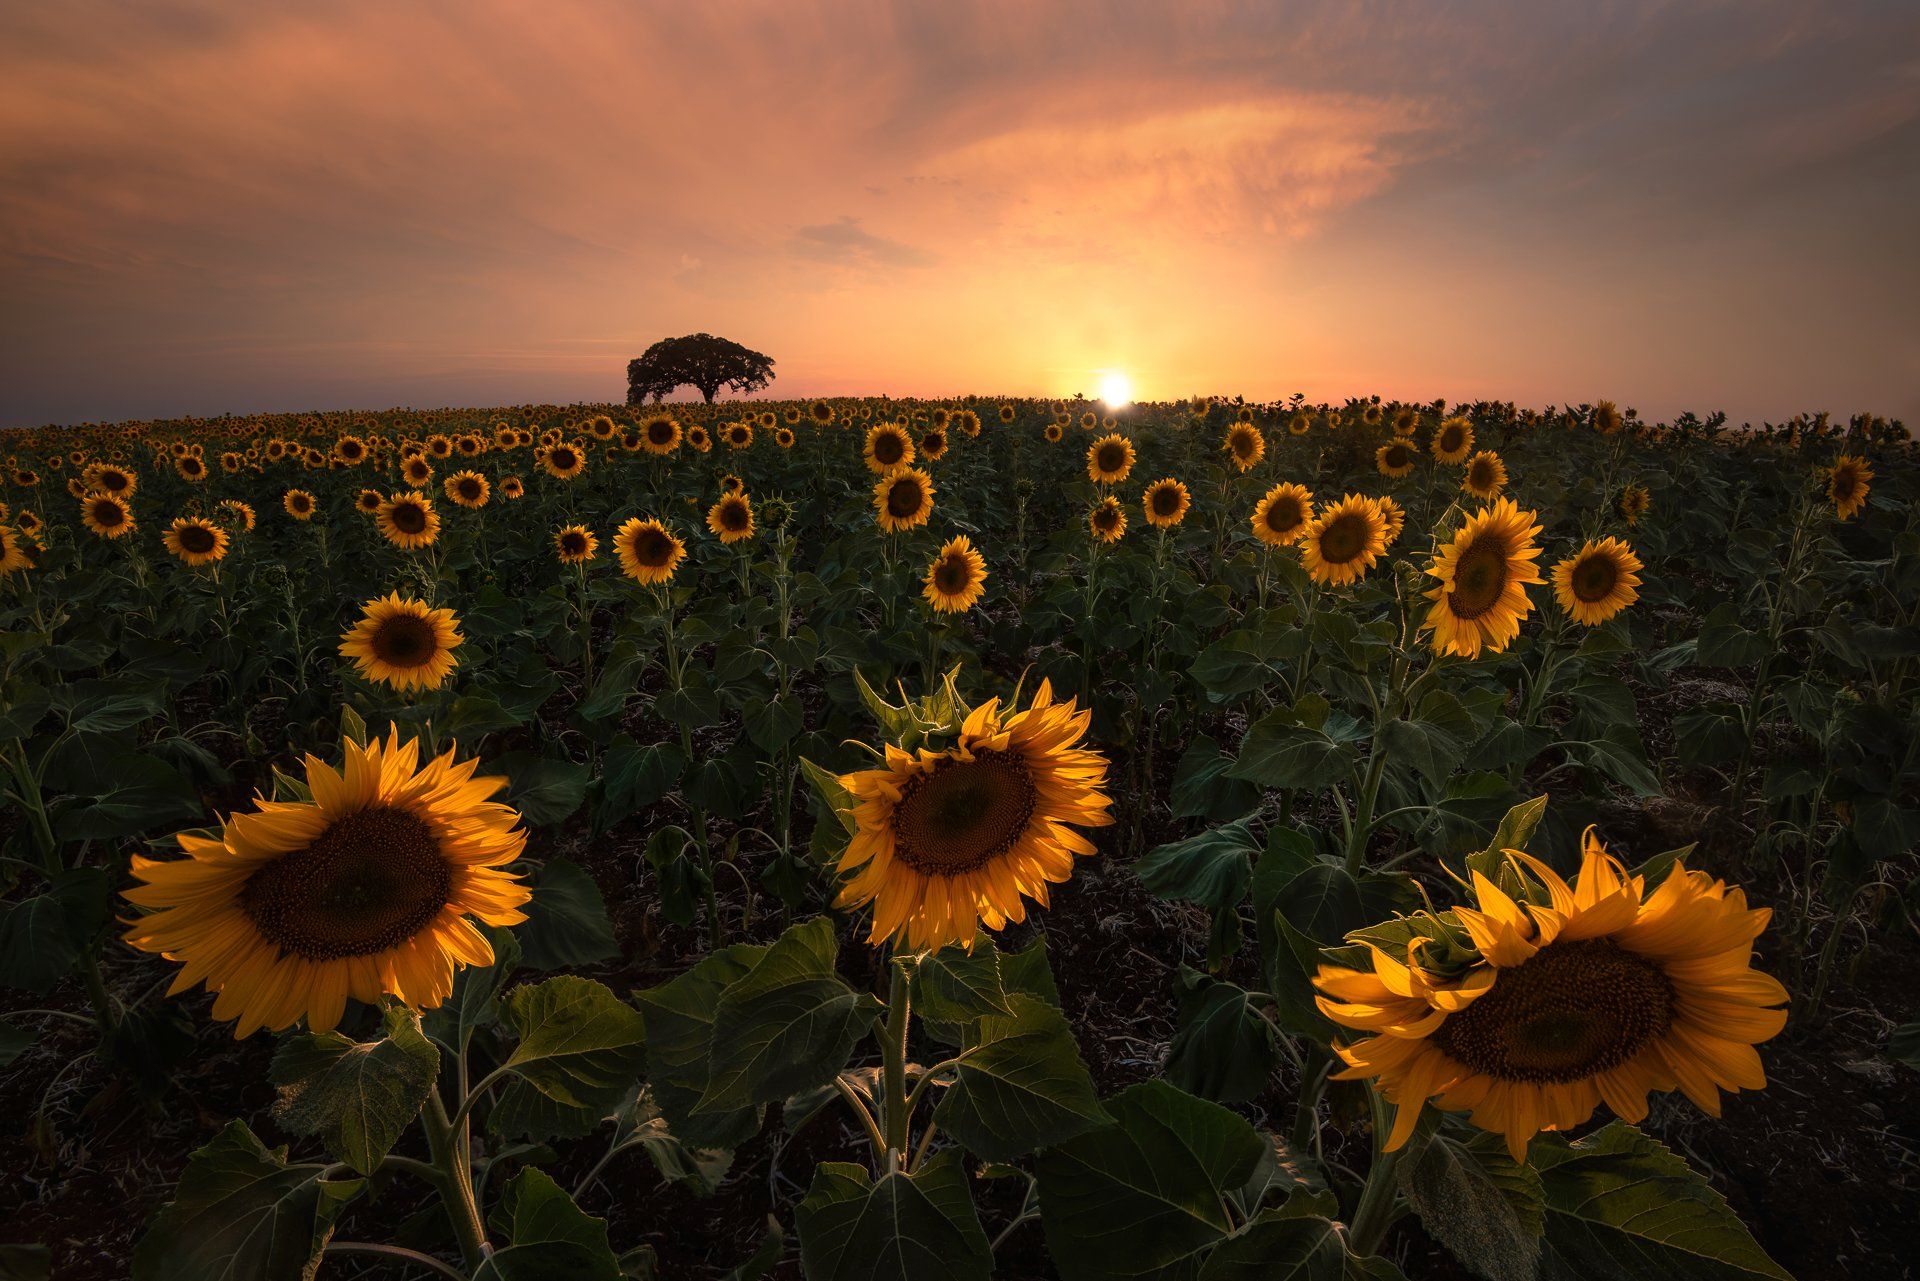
(1301, 494, 1388, 586)
(1421, 498, 1544, 658)
(1553, 537, 1642, 626)
(1086, 434, 1135, 485)
(123, 730, 529, 1037)
(377, 491, 440, 549)
(864, 423, 915, 474)
(1142, 478, 1191, 529)
(82, 493, 135, 539)
(1433, 415, 1474, 464)
(1314, 829, 1786, 1160)
(1252, 482, 1314, 547)
(164, 516, 230, 567)
(1827, 454, 1872, 520)
(339, 592, 464, 691)
(873, 468, 935, 533)
(835, 681, 1112, 952)
(924, 535, 987, 613)
(707, 492, 755, 544)
(615, 516, 686, 585)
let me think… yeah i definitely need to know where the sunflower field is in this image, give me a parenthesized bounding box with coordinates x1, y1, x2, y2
(0, 397, 1914, 1281)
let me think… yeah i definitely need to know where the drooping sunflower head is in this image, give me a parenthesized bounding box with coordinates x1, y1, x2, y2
(1616, 483, 1650, 525)
(1301, 494, 1388, 586)
(499, 476, 525, 500)
(1552, 537, 1643, 626)
(1089, 495, 1126, 543)
(1421, 497, 1544, 658)
(641, 414, 681, 455)
(1592, 400, 1624, 435)
(1251, 481, 1314, 547)
(1224, 423, 1265, 471)
(707, 492, 756, 544)
(444, 470, 489, 509)
(1433, 415, 1474, 463)
(83, 493, 135, 538)
(124, 729, 529, 1037)
(864, 423, 916, 474)
(1462, 450, 1508, 500)
(615, 516, 686, 585)
(873, 467, 935, 533)
(340, 592, 464, 692)
(1376, 495, 1406, 546)
(554, 524, 598, 564)
(833, 679, 1112, 952)
(376, 491, 439, 548)
(218, 499, 256, 531)
(0, 525, 35, 577)
(1375, 441, 1414, 478)
(1142, 478, 1191, 529)
(165, 516, 230, 566)
(1827, 454, 1873, 520)
(1086, 434, 1135, 485)
(1314, 823, 1785, 1160)
(923, 535, 987, 614)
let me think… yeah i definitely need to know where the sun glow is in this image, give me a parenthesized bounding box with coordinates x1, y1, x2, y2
(1098, 371, 1133, 407)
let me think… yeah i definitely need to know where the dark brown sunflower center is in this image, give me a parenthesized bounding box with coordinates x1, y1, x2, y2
(101, 471, 129, 491)
(92, 500, 125, 525)
(457, 478, 481, 500)
(648, 420, 675, 444)
(560, 531, 588, 554)
(1317, 512, 1370, 564)
(1447, 536, 1511, 619)
(552, 449, 577, 469)
(886, 479, 924, 518)
(889, 749, 1038, 876)
(1440, 427, 1465, 452)
(242, 806, 452, 961)
(934, 555, 973, 594)
(1469, 459, 1497, 488)
(1095, 443, 1127, 472)
(1571, 555, 1619, 603)
(1832, 472, 1858, 501)
(178, 525, 216, 554)
(1384, 445, 1408, 467)
(874, 433, 906, 465)
(721, 501, 750, 531)
(631, 528, 675, 566)
(1432, 939, 1674, 1083)
(372, 614, 439, 667)
(1231, 430, 1256, 457)
(391, 502, 427, 533)
(1152, 486, 1183, 516)
(1265, 497, 1303, 533)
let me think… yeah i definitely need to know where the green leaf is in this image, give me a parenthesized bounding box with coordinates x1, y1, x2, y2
(1465, 795, 1548, 882)
(634, 942, 769, 1149)
(498, 753, 591, 826)
(517, 859, 620, 971)
(593, 739, 684, 834)
(1228, 712, 1357, 791)
(131, 1121, 360, 1281)
(796, 1150, 992, 1281)
(1196, 1210, 1346, 1280)
(1165, 968, 1277, 1105)
(0, 867, 108, 994)
(1171, 735, 1262, 821)
(1035, 1080, 1268, 1281)
(1000, 935, 1063, 1007)
(500, 977, 648, 1117)
(910, 940, 1011, 1027)
(269, 1006, 439, 1176)
(475, 1168, 622, 1281)
(744, 694, 805, 753)
(1402, 1131, 1543, 1281)
(423, 925, 521, 1051)
(799, 757, 858, 835)
(1136, 820, 1259, 911)
(693, 917, 878, 1115)
(935, 994, 1110, 1161)
(1379, 715, 1466, 785)
(644, 825, 708, 928)
(0, 1016, 37, 1068)
(55, 754, 201, 841)
(618, 1086, 734, 1195)
(1530, 1122, 1790, 1280)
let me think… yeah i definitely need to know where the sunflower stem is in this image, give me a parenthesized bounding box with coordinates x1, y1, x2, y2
(423, 1093, 490, 1268)
(1347, 1089, 1409, 1258)
(879, 957, 912, 1170)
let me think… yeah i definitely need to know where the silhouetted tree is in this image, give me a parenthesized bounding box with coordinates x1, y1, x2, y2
(626, 334, 776, 405)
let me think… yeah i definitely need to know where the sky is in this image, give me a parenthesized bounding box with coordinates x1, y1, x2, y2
(2, 0, 1917, 428)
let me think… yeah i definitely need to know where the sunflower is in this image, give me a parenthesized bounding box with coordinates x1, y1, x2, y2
(953, 409, 981, 438)
(122, 729, 529, 1037)
(1375, 441, 1415, 478)
(919, 427, 949, 461)
(1142, 478, 1191, 529)
(339, 593, 463, 691)
(1391, 407, 1419, 436)
(725, 421, 754, 449)
(355, 487, 383, 514)
(1421, 498, 1544, 658)
(1288, 412, 1311, 437)
(873, 468, 935, 533)
(1462, 450, 1508, 500)
(500, 476, 525, 500)
(555, 525, 598, 564)
(83, 462, 137, 497)
(402, 456, 435, 487)
(444, 470, 489, 509)
(1086, 434, 1135, 485)
(1616, 484, 1649, 526)
(164, 516, 230, 567)
(720, 473, 746, 495)
(1301, 494, 1388, 586)
(640, 415, 681, 456)
(0, 525, 33, 576)
(707, 492, 755, 544)
(276, 488, 314, 521)
(82, 493, 135, 539)
(1089, 496, 1126, 543)
(1553, 538, 1643, 626)
(1043, 423, 1064, 444)
(175, 454, 209, 482)
(1433, 415, 1474, 464)
(776, 426, 796, 449)
(1225, 423, 1265, 472)
(923, 535, 987, 613)
(687, 425, 712, 453)
(539, 442, 586, 480)
(1593, 400, 1624, 435)
(615, 517, 685, 585)
(1377, 495, 1406, 546)
(999, 404, 1016, 424)
(218, 499, 256, 531)
(426, 434, 455, 459)
(811, 399, 836, 426)
(834, 681, 1112, 952)
(1828, 454, 1873, 520)
(865, 423, 916, 475)
(1314, 829, 1785, 1161)
(1251, 482, 1314, 547)
(376, 491, 440, 549)
(333, 436, 368, 465)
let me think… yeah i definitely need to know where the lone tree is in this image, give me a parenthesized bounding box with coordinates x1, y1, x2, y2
(627, 333, 776, 405)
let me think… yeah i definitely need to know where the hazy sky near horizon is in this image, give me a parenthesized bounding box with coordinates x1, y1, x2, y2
(3, 1, 1917, 428)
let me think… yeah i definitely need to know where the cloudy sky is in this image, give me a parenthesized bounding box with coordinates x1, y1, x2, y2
(2, 0, 1916, 427)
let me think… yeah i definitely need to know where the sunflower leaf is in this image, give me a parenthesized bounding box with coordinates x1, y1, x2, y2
(1193, 1208, 1347, 1280)
(500, 976, 648, 1117)
(1165, 968, 1278, 1106)
(634, 942, 770, 1149)
(1402, 1131, 1543, 1281)
(935, 994, 1110, 1162)
(474, 1167, 622, 1281)
(1135, 819, 1259, 910)
(269, 1006, 440, 1177)
(796, 1150, 992, 1281)
(516, 858, 619, 971)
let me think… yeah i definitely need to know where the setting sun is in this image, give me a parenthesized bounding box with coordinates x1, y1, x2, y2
(1098, 371, 1133, 407)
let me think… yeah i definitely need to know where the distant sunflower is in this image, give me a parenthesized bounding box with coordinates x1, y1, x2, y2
(1225, 423, 1265, 472)
(175, 454, 208, 482)
(1086, 434, 1135, 485)
(1142, 478, 1191, 529)
(775, 426, 796, 449)
(920, 427, 949, 461)
(1043, 422, 1064, 444)
(923, 535, 987, 613)
(540, 442, 586, 480)
(355, 487, 383, 514)
(640, 415, 681, 456)
(1288, 412, 1311, 437)
(1251, 482, 1314, 547)
(376, 491, 440, 549)
(865, 423, 916, 475)
(499, 476, 524, 500)
(810, 399, 835, 426)
(282, 488, 317, 521)
(834, 680, 1112, 952)
(1553, 538, 1643, 626)
(1616, 484, 1649, 526)
(873, 468, 935, 533)
(1433, 416, 1474, 464)
(1462, 450, 1508, 500)
(952, 409, 981, 438)
(1421, 497, 1544, 657)
(444, 470, 489, 509)
(1375, 441, 1415, 478)
(82, 493, 135, 539)
(402, 455, 435, 487)
(333, 436, 368, 465)
(725, 421, 753, 449)
(1391, 407, 1418, 436)
(554, 525, 598, 564)
(1315, 829, 1785, 1161)
(122, 729, 529, 1037)
(426, 434, 454, 459)
(720, 473, 746, 495)
(0, 526, 34, 576)
(1828, 455, 1873, 520)
(707, 492, 755, 544)
(1301, 494, 1388, 586)
(1089, 496, 1126, 543)
(219, 499, 256, 531)
(164, 516, 230, 567)
(1593, 400, 1624, 434)
(1362, 403, 1384, 428)
(340, 593, 463, 691)
(686, 425, 712, 453)
(998, 404, 1017, 424)
(83, 462, 137, 497)
(615, 517, 685, 585)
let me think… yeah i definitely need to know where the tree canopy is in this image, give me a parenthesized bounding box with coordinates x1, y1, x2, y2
(626, 334, 776, 405)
